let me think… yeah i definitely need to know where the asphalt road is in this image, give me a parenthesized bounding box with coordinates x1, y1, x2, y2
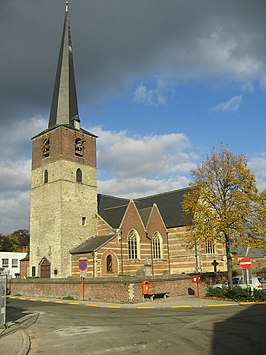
(6, 299, 266, 355)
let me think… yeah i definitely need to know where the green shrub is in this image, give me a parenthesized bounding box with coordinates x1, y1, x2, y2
(253, 289, 266, 302)
(63, 295, 75, 300)
(206, 286, 266, 302)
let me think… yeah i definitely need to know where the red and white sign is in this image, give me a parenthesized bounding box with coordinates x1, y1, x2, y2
(240, 257, 252, 269)
(78, 260, 88, 271)
(192, 276, 200, 283)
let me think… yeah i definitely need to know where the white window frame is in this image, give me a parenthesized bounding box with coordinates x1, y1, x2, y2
(152, 232, 163, 260)
(128, 229, 140, 260)
(12, 259, 18, 268)
(2, 259, 8, 267)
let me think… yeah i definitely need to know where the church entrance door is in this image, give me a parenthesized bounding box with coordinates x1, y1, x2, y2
(40, 257, 51, 278)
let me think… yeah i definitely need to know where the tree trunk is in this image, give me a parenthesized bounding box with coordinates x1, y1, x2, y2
(225, 235, 233, 289)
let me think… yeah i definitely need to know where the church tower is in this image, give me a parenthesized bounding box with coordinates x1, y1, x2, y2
(30, 1, 97, 278)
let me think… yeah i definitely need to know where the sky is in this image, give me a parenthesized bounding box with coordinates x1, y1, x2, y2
(0, 0, 266, 234)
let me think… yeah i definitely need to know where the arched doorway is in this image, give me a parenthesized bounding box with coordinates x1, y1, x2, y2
(40, 257, 51, 278)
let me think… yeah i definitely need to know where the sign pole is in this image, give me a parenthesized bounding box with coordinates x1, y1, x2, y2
(78, 259, 88, 302)
(82, 273, 84, 301)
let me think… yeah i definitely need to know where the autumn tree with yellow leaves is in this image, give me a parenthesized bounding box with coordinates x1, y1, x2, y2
(183, 146, 266, 288)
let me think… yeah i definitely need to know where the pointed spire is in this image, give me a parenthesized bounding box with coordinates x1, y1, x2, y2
(48, 0, 80, 129)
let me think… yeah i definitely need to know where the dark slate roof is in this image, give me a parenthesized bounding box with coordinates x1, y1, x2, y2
(134, 188, 190, 228)
(97, 187, 191, 229)
(70, 234, 116, 254)
(138, 207, 153, 228)
(97, 194, 130, 228)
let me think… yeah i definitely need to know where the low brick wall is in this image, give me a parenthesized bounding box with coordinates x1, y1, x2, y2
(8, 274, 207, 303)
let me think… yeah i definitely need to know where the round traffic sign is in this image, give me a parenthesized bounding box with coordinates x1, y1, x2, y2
(78, 260, 88, 271)
(240, 257, 252, 269)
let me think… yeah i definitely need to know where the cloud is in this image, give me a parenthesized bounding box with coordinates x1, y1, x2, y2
(133, 80, 168, 107)
(0, 117, 46, 234)
(90, 126, 196, 179)
(98, 176, 189, 199)
(211, 96, 242, 113)
(249, 152, 266, 191)
(1, 0, 266, 124)
(0, 191, 30, 235)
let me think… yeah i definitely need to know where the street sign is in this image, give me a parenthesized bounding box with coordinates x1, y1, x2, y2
(78, 260, 88, 271)
(192, 276, 200, 283)
(191, 276, 200, 297)
(240, 257, 252, 269)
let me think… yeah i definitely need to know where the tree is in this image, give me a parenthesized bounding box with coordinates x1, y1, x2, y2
(182, 146, 266, 288)
(0, 229, 30, 252)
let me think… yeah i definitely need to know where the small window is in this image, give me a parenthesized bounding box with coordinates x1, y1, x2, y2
(2, 259, 8, 267)
(107, 255, 113, 272)
(76, 168, 82, 183)
(44, 169, 48, 183)
(32, 266, 36, 277)
(206, 239, 215, 254)
(82, 217, 86, 226)
(12, 259, 18, 268)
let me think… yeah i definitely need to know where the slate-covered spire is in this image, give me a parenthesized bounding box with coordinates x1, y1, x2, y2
(48, 0, 80, 129)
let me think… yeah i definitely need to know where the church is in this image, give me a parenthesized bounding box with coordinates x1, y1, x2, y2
(29, 1, 227, 279)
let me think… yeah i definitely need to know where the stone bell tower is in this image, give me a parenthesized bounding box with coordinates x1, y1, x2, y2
(30, 1, 97, 278)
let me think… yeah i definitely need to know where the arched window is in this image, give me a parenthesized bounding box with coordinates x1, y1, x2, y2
(76, 168, 82, 183)
(107, 255, 113, 272)
(44, 169, 48, 184)
(128, 229, 139, 260)
(152, 232, 163, 259)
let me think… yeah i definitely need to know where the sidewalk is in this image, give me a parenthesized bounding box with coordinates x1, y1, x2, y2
(7, 294, 239, 309)
(0, 327, 30, 355)
(0, 295, 242, 355)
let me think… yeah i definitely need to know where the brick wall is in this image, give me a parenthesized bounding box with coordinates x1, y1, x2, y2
(9, 275, 206, 303)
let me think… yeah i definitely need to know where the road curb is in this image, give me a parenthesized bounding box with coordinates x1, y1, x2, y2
(7, 295, 250, 309)
(17, 329, 31, 355)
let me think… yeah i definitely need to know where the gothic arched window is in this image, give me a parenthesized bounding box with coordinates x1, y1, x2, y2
(128, 229, 139, 260)
(76, 168, 82, 183)
(107, 255, 113, 272)
(44, 169, 48, 184)
(152, 232, 163, 259)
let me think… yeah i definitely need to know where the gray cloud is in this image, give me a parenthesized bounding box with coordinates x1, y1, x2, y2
(1, 0, 266, 123)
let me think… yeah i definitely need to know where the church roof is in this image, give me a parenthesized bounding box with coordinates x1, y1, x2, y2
(138, 207, 153, 228)
(97, 194, 130, 228)
(70, 234, 117, 254)
(97, 187, 191, 229)
(48, 0, 80, 129)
